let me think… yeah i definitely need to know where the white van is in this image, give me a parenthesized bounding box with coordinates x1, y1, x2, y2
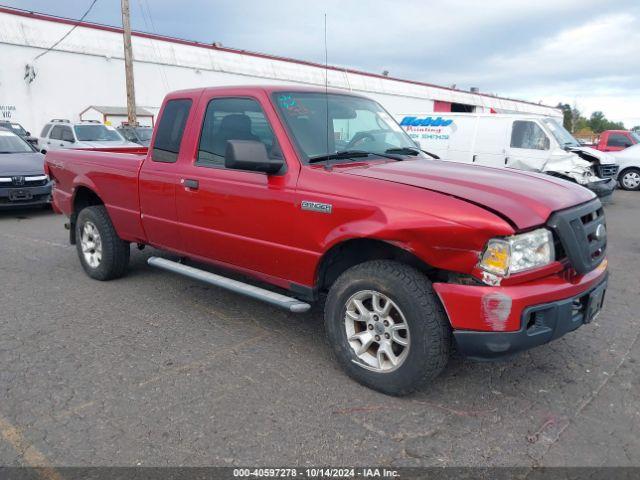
(395, 113, 618, 199)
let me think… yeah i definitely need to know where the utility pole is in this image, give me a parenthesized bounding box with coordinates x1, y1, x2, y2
(121, 0, 137, 125)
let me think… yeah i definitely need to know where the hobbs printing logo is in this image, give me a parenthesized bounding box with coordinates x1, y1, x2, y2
(399, 116, 454, 127)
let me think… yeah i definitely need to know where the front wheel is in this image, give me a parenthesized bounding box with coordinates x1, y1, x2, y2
(75, 205, 130, 280)
(619, 168, 640, 191)
(324, 260, 451, 396)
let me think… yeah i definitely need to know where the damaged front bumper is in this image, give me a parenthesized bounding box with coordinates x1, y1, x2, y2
(433, 260, 608, 360)
(585, 177, 617, 201)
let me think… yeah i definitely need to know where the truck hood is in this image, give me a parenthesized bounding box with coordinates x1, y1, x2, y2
(0, 152, 45, 176)
(568, 146, 617, 165)
(341, 159, 595, 230)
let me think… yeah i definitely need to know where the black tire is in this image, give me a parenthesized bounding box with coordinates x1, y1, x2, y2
(618, 167, 640, 191)
(324, 260, 450, 396)
(75, 205, 130, 280)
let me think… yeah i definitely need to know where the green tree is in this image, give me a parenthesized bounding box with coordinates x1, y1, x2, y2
(588, 111, 625, 133)
(556, 102, 573, 131)
(589, 111, 606, 133)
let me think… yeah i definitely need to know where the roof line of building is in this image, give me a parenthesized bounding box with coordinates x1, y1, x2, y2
(0, 4, 556, 110)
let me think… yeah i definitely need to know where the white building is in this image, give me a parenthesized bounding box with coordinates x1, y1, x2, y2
(0, 6, 561, 136)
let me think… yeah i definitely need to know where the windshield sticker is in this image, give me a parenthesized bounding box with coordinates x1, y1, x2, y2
(278, 95, 309, 116)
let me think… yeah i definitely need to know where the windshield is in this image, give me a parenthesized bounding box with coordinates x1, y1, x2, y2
(135, 127, 153, 141)
(0, 130, 33, 153)
(8, 123, 27, 135)
(74, 124, 124, 142)
(274, 92, 419, 162)
(541, 118, 580, 148)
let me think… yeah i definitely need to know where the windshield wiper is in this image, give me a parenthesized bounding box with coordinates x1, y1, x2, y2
(308, 150, 402, 164)
(385, 146, 440, 159)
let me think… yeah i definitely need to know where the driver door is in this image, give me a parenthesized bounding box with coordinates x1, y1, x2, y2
(175, 94, 301, 282)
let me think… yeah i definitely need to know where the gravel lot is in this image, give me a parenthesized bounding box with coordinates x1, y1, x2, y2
(0, 192, 638, 468)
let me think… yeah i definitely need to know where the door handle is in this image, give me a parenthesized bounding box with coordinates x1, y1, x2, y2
(472, 154, 477, 163)
(182, 178, 199, 190)
(504, 157, 509, 165)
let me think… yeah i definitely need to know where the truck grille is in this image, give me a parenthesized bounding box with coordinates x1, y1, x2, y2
(547, 199, 606, 275)
(595, 164, 619, 179)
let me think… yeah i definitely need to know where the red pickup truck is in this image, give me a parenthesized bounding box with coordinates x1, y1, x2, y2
(46, 86, 609, 395)
(592, 130, 639, 152)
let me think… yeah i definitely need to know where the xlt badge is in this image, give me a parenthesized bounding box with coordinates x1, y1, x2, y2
(301, 200, 332, 214)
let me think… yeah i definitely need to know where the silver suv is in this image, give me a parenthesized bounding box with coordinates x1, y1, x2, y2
(38, 119, 138, 153)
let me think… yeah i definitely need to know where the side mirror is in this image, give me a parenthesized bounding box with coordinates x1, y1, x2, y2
(26, 132, 31, 137)
(225, 140, 284, 174)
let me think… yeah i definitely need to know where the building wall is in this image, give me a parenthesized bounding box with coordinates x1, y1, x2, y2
(0, 8, 560, 135)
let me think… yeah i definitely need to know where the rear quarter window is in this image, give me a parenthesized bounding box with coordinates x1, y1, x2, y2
(49, 125, 64, 140)
(40, 124, 53, 138)
(152, 99, 193, 163)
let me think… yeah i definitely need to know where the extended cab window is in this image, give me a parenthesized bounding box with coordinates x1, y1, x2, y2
(607, 133, 632, 148)
(511, 121, 549, 150)
(196, 97, 279, 168)
(152, 99, 192, 163)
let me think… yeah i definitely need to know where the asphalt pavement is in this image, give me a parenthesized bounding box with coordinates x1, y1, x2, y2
(0, 192, 638, 468)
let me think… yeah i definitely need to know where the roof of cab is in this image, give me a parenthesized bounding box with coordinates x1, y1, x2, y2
(164, 85, 368, 99)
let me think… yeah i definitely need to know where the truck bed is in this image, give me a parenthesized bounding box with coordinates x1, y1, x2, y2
(46, 147, 148, 242)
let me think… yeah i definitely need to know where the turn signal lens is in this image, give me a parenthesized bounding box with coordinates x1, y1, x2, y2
(479, 239, 510, 276)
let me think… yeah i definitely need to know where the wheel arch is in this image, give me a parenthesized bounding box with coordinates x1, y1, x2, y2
(69, 185, 105, 244)
(315, 238, 438, 294)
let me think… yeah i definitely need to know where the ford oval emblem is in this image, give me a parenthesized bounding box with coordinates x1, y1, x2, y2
(595, 224, 606, 241)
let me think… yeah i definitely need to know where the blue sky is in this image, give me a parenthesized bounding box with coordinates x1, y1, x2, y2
(4, 0, 640, 126)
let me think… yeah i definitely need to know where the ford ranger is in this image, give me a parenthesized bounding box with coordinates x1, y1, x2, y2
(45, 86, 609, 395)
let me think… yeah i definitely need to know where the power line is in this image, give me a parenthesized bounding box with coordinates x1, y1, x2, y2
(136, 0, 170, 91)
(34, 0, 99, 61)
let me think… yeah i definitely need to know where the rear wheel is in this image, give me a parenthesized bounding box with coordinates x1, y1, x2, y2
(75, 205, 130, 280)
(324, 260, 450, 396)
(619, 168, 640, 191)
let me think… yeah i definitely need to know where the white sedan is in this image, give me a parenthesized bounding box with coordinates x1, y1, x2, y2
(612, 143, 640, 191)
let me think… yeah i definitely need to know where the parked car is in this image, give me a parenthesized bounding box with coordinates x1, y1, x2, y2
(0, 120, 38, 147)
(117, 125, 153, 146)
(396, 113, 619, 200)
(592, 130, 639, 152)
(611, 143, 640, 191)
(38, 119, 138, 153)
(0, 127, 52, 208)
(46, 86, 609, 395)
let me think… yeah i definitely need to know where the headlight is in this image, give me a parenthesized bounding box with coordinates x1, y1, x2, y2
(479, 228, 555, 277)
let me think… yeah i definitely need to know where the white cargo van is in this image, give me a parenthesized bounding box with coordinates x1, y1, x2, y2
(395, 113, 618, 199)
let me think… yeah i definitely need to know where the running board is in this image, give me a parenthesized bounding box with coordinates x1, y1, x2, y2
(147, 257, 311, 313)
